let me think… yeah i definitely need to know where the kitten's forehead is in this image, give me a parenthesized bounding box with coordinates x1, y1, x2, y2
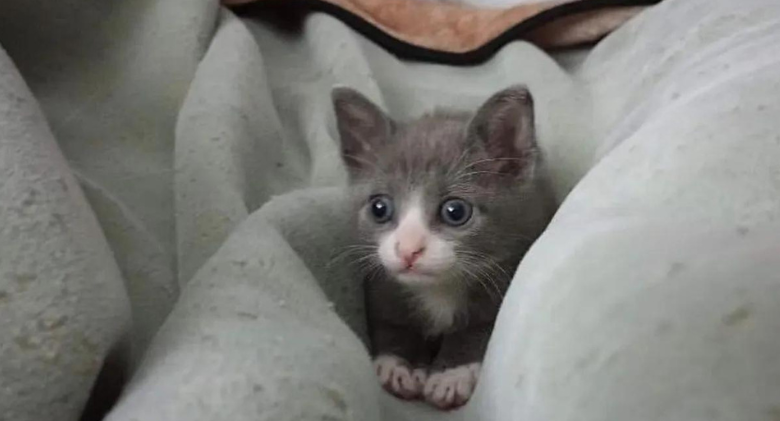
(363, 112, 500, 200)
(397, 190, 425, 218)
(382, 113, 472, 174)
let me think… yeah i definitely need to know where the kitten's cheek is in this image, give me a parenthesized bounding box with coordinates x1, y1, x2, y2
(422, 240, 457, 273)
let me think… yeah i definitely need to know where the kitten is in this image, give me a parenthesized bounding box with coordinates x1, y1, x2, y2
(332, 85, 553, 410)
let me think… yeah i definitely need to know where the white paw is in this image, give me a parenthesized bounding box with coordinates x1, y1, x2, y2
(423, 363, 481, 409)
(373, 355, 426, 399)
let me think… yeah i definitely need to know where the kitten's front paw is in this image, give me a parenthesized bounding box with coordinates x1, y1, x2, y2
(423, 363, 481, 410)
(373, 355, 427, 399)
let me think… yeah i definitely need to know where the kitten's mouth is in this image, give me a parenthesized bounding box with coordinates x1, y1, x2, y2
(399, 266, 432, 275)
(395, 267, 439, 282)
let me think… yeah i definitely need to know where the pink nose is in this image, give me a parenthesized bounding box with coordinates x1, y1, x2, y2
(396, 242, 425, 267)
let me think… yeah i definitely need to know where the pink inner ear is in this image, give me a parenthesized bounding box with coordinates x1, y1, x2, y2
(470, 86, 536, 178)
(474, 146, 533, 180)
(333, 88, 392, 176)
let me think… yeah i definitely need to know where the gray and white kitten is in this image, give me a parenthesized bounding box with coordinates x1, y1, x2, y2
(332, 85, 553, 410)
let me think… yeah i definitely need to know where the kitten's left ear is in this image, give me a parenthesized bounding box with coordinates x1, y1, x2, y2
(468, 85, 538, 177)
(331, 87, 394, 178)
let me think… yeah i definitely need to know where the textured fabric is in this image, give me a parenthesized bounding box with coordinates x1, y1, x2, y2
(1, 0, 780, 420)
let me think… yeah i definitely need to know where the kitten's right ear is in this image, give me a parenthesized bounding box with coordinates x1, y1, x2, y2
(332, 87, 393, 177)
(468, 85, 537, 179)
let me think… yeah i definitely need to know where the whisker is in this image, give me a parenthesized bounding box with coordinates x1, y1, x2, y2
(473, 262, 504, 299)
(458, 157, 525, 173)
(447, 144, 480, 178)
(342, 153, 387, 178)
(458, 255, 498, 294)
(363, 263, 385, 285)
(461, 258, 503, 302)
(451, 170, 508, 182)
(456, 251, 513, 301)
(452, 266, 489, 302)
(326, 244, 378, 270)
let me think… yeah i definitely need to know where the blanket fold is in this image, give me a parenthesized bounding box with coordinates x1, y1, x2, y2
(3, 0, 780, 420)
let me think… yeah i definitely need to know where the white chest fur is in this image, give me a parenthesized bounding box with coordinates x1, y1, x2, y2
(410, 283, 466, 335)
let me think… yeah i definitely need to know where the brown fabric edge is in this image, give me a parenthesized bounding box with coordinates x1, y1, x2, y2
(224, 0, 655, 61)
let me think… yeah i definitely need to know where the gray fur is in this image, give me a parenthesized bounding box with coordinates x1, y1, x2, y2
(333, 85, 554, 391)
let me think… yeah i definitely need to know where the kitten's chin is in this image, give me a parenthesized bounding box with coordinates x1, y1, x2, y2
(393, 270, 441, 285)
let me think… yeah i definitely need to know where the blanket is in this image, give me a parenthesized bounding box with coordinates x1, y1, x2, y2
(1, 0, 780, 420)
(227, 0, 659, 63)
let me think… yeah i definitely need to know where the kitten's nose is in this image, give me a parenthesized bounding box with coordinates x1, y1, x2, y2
(395, 241, 426, 267)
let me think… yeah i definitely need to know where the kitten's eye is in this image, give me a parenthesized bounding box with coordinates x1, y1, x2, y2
(369, 195, 394, 223)
(439, 198, 473, 227)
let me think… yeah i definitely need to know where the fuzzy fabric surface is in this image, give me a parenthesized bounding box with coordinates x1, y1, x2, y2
(1, 0, 780, 420)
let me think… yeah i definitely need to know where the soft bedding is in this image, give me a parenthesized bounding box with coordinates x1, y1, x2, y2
(1, 0, 779, 420)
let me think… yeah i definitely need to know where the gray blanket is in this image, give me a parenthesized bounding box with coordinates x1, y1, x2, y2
(2, 0, 780, 420)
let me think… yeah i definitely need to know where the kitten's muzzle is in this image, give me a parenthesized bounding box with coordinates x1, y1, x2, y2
(396, 241, 425, 268)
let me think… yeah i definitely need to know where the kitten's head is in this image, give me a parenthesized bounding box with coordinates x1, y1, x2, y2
(332, 86, 539, 288)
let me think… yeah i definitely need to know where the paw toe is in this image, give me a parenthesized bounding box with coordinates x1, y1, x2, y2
(412, 368, 428, 388)
(423, 364, 481, 410)
(423, 373, 441, 397)
(374, 355, 426, 400)
(390, 367, 417, 398)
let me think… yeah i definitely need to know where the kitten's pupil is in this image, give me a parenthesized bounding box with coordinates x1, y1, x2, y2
(370, 195, 393, 223)
(440, 198, 472, 226)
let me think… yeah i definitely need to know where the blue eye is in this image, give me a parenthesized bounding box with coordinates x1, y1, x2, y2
(369, 195, 394, 223)
(440, 198, 472, 226)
